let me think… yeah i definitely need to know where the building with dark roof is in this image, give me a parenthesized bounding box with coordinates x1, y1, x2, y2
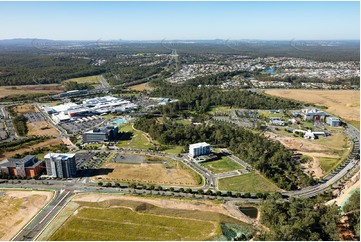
(82, 126, 119, 143)
(0, 155, 44, 178)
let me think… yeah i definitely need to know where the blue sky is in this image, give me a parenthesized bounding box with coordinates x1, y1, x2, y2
(0, 1, 359, 40)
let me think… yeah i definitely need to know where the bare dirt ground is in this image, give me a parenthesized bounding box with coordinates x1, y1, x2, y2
(95, 162, 199, 186)
(265, 89, 360, 121)
(12, 104, 37, 113)
(0, 190, 53, 240)
(265, 131, 344, 178)
(128, 82, 154, 91)
(338, 215, 356, 240)
(27, 120, 59, 136)
(71, 193, 253, 224)
(12, 104, 60, 136)
(2, 138, 63, 158)
(0, 85, 63, 98)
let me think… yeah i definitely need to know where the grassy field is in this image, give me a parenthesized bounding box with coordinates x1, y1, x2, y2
(258, 110, 285, 118)
(218, 172, 282, 193)
(162, 145, 184, 154)
(319, 157, 341, 174)
(346, 119, 360, 130)
(0, 84, 63, 98)
(51, 207, 216, 241)
(49, 197, 252, 241)
(313, 133, 350, 148)
(208, 106, 235, 113)
(117, 124, 155, 150)
(62, 75, 101, 85)
(95, 160, 202, 186)
(128, 82, 154, 91)
(201, 156, 244, 174)
(174, 119, 192, 125)
(265, 89, 360, 122)
(84, 143, 103, 149)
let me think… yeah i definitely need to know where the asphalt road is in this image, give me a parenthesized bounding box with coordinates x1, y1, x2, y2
(1, 107, 359, 241)
(12, 190, 73, 241)
(285, 124, 360, 198)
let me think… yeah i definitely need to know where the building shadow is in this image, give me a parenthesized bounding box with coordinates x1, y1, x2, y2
(77, 168, 114, 178)
(119, 132, 133, 141)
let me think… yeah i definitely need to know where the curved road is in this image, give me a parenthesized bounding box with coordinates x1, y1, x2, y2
(1, 109, 358, 241)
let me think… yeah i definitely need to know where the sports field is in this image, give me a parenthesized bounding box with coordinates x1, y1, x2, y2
(201, 156, 244, 174)
(218, 172, 282, 193)
(48, 195, 253, 241)
(95, 160, 202, 186)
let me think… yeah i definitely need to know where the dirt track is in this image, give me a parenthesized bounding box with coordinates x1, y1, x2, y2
(265, 131, 343, 178)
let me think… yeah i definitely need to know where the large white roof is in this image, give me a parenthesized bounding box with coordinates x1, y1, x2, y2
(189, 142, 210, 148)
(52, 103, 79, 112)
(44, 153, 76, 159)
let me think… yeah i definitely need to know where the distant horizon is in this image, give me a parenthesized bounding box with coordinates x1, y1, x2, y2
(1, 38, 360, 42)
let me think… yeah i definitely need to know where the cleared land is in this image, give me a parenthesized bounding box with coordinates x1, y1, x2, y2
(47, 194, 253, 241)
(0, 84, 63, 98)
(12, 104, 36, 113)
(266, 130, 352, 178)
(62, 75, 100, 85)
(12, 104, 59, 136)
(265, 89, 360, 122)
(0, 190, 53, 240)
(27, 120, 59, 136)
(128, 82, 154, 91)
(202, 156, 244, 174)
(1, 138, 63, 158)
(218, 172, 282, 193)
(95, 160, 202, 186)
